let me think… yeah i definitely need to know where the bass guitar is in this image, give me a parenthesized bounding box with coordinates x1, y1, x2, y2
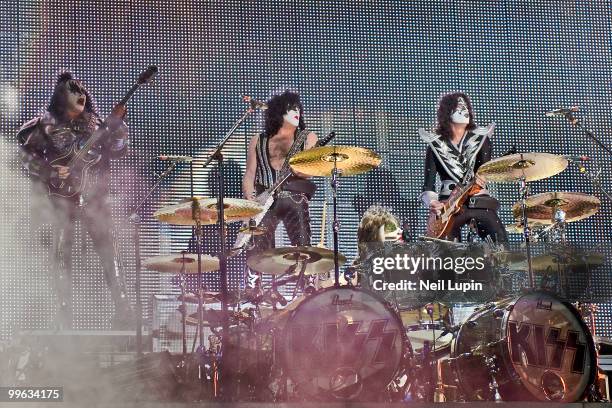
(48, 66, 158, 198)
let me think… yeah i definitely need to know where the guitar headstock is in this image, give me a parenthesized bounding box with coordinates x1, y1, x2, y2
(137, 65, 158, 85)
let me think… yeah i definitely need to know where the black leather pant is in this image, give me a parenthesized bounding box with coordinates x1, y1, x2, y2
(447, 206, 508, 243)
(250, 191, 312, 253)
(50, 196, 128, 323)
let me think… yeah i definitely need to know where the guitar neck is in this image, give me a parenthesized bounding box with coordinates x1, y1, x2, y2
(69, 82, 141, 165)
(119, 82, 140, 106)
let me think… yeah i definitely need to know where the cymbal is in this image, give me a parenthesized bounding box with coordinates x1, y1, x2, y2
(247, 246, 347, 276)
(142, 253, 219, 274)
(289, 145, 381, 177)
(531, 251, 604, 272)
(505, 222, 547, 234)
(512, 192, 600, 224)
(177, 292, 221, 304)
(239, 224, 267, 236)
(504, 249, 604, 272)
(477, 153, 568, 182)
(178, 291, 242, 304)
(154, 197, 263, 226)
(186, 309, 250, 327)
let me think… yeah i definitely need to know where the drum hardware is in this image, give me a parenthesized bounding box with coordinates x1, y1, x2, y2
(279, 287, 406, 401)
(129, 156, 186, 355)
(246, 246, 346, 277)
(154, 197, 263, 226)
(478, 153, 569, 290)
(142, 253, 220, 274)
(452, 291, 597, 401)
(290, 145, 381, 286)
(238, 221, 267, 236)
(552, 109, 612, 203)
(511, 191, 600, 225)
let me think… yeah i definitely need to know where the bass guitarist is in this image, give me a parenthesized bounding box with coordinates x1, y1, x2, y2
(419, 92, 507, 243)
(17, 71, 132, 329)
(242, 90, 318, 253)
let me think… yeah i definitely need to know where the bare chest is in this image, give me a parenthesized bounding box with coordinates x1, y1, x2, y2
(267, 135, 295, 170)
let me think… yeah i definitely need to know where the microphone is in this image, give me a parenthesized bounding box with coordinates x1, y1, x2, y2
(159, 155, 193, 162)
(545, 106, 579, 117)
(242, 95, 268, 110)
(563, 155, 590, 162)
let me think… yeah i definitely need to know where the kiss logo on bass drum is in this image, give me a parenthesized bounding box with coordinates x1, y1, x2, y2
(279, 287, 408, 401)
(452, 291, 597, 402)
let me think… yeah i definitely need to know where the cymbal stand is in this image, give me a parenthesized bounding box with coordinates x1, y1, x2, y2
(128, 159, 182, 356)
(290, 254, 308, 301)
(517, 175, 535, 289)
(190, 199, 210, 399)
(202, 106, 256, 367)
(330, 153, 342, 286)
(178, 251, 189, 371)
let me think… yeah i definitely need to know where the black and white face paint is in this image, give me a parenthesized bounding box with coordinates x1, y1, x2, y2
(283, 105, 300, 127)
(377, 222, 402, 242)
(451, 96, 470, 124)
(64, 79, 86, 114)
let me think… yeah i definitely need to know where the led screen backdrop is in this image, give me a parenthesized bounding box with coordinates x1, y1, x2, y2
(1, 0, 612, 338)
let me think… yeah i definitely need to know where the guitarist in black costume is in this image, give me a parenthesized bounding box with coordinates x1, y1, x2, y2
(242, 90, 318, 253)
(17, 71, 132, 329)
(420, 92, 507, 243)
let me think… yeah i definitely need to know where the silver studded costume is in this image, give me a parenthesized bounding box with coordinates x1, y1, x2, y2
(419, 124, 507, 242)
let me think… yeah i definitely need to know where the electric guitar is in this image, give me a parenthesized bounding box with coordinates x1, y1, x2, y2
(48, 66, 158, 198)
(233, 131, 336, 252)
(426, 178, 482, 239)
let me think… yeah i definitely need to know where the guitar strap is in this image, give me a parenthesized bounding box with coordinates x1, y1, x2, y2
(277, 128, 310, 180)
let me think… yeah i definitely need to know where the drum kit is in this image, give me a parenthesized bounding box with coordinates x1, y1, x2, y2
(141, 147, 606, 402)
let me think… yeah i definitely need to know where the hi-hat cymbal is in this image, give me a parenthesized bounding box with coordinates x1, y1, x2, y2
(239, 224, 267, 236)
(512, 192, 600, 224)
(503, 249, 604, 272)
(247, 246, 347, 276)
(142, 253, 219, 274)
(154, 197, 263, 226)
(289, 145, 381, 177)
(477, 153, 568, 182)
(505, 222, 547, 234)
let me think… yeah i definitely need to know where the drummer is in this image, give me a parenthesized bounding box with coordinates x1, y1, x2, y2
(419, 92, 507, 243)
(353, 205, 403, 287)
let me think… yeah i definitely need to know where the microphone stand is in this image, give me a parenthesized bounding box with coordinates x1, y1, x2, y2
(566, 157, 612, 203)
(564, 113, 612, 202)
(128, 159, 182, 356)
(565, 112, 612, 157)
(201, 106, 256, 399)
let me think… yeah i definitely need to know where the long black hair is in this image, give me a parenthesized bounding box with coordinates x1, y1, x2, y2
(435, 92, 477, 141)
(263, 90, 306, 137)
(47, 71, 98, 120)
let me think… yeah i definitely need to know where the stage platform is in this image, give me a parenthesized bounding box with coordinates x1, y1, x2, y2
(5, 403, 612, 407)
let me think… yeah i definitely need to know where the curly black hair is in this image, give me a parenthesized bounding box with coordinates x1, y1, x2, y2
(48, 71, 98, 120)
(435, 92, 476, 141)
(263, 90, 306, 137)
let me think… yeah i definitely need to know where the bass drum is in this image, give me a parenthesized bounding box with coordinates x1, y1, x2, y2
(453, 291, 596, 401)
(280, 287, 407, 401)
